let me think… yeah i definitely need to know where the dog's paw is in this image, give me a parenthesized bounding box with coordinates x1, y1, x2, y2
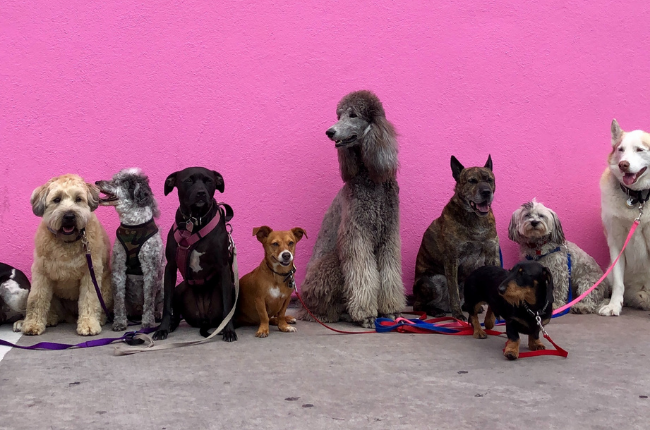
(528, 338, 546, 351)
(141, 318, 156, 329)
(77, 318, 102, 336)
(571, 302, 597, 314)
(359, 317, 376, 329)
(112, 320, 128, 332)
(152, 329, 168, 340)
(255, 327, 269, 338)
(12, 319, 24, 333)
(473, 329, 487, 339)
(279, 325, 297, 333)
(222, 329, 237, 342)
(21, 320, 45, 336)
(379, 313, 400, 321)
(503, 341, 520, 360)
(598, 300, 622, 316)
(285, 316, 297, 324)
(452, 312, 467, 322)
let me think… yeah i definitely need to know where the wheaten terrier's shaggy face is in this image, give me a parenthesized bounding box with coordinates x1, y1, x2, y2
(31, 175, 100, 241)
(508, 199, 564, 244)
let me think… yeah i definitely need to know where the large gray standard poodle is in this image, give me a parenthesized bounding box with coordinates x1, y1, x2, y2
(297, 90, 405, 328)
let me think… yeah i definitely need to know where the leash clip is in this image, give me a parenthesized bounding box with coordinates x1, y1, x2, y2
(535, 314, 548, 336)
(81, 229, 91, 253)
(636, 203, 644, 222)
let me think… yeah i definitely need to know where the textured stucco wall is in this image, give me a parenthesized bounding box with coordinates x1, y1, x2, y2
(2, 1, 649, 292)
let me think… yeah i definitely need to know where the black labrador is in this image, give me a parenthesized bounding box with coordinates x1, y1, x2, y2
(153, 167, 237, 341)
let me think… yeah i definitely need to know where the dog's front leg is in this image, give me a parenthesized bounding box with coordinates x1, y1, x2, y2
(339, 227, 380, 328)
(253, 297, 270, 338)
(444, 259, 466, 321)
(140, 239, 163, 328)
(276, 297, 296, 333)
(599, 223, 628, 316)
(528, 328, 546, 351)
(503, 322, 520, 360)
(376, 227, 406, 319)
(153, 258, 177, 340)
(111, 245, 128, 331)
(219, 268, 237, 342)
(77, 270, 104, 336)
(21, 271, 53, 336)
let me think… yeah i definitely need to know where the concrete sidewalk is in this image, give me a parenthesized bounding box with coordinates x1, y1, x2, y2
(0, 310, 649, 430)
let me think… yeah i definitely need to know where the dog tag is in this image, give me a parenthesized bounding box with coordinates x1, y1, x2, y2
(185, 220, 194, 233)
(626, 197, 636, 208)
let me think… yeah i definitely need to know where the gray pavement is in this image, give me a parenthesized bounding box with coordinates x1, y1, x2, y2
(0, 309, 649, 430)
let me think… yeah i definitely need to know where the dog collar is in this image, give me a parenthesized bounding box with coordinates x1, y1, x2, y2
(47, 226, 85, 243)
(179, 199, 216, 232)
(522, 300, 549, 318)
(525, 246, 561, 259)
(619, 183, 650, 207)
(265, 262, 297, 289)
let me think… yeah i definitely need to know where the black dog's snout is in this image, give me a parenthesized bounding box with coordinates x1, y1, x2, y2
(281, 252, 291, 261)
(63, 212, 76, 222)
(498, 283, 507, 294)
(196, 190, 207, 198)
(325, 128, 336, 139)
(531, 220, 540, 227)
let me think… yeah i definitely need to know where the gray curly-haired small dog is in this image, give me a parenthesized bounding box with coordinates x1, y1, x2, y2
(296, 90, 405, 328)
(96, 168, 164, 330)
(508, 199, 609, 313)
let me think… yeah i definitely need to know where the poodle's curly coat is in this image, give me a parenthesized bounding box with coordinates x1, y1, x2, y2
(297, 91, 405, 328)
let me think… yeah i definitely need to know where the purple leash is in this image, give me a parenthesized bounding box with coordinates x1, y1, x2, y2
(0, 326, 157, 351)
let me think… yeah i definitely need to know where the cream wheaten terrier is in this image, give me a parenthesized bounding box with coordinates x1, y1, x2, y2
(18, 174, 112, 336)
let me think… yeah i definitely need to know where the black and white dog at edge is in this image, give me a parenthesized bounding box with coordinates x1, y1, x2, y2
(96, 168, 164, 330)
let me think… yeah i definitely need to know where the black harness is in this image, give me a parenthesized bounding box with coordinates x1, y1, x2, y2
(116, 219, 159, 276)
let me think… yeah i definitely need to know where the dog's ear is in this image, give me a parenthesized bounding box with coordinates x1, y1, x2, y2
(611, 119, 623, 145)
(548, 208, 566, 244)
(30, 181, 53, 217)
(291, 228, 308, 242)
(484, 154, 493, 171)
(164, 172, 177, 196)
(211, 170, 225, 193)
(507, 207, 523, 243)
(543, 267, 555, 306)
(253, 226, 272, 242)
(86, 183, 100, 212)
(450, 156, 464, 182)
(361, 116, 399, 183)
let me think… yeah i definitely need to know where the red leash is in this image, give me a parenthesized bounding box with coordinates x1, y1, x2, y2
(294, 288, 375, 334)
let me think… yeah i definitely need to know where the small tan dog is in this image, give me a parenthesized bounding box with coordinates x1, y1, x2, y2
(18, 174, 112, 336)
(236, 226, 306, 338)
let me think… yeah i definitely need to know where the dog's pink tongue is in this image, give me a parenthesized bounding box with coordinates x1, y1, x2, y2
(623, 173, 637, 186)
(63, 226, 74, 233)
(477, 203, 490, 212)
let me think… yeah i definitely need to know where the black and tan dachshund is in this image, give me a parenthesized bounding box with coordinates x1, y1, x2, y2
(463, 261, 554, 360)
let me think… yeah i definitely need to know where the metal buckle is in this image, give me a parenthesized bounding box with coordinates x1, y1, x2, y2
(636, 203, 644, 222)
(81, 229, 91, 253)
(123, 331, 138, 343)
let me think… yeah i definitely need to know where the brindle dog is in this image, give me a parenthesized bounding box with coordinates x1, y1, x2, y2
(413, 155, 499, 321)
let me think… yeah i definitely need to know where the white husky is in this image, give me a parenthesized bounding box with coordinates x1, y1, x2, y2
(599, 119, 650, 316)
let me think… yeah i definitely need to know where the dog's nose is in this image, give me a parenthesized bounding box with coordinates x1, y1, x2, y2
(619, 160, 630, 172)
(196, 190, 206, 198)
(63, 213, 76, 222)
(480, 189, 492, 198)
(325, 128, 336, 139)
(281, 252, 292, 261)
(531, 220, 540, 227)
(498, 284, 507, 295)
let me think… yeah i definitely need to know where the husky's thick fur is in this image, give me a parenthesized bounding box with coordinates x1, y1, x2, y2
(600, 119, 650, 316)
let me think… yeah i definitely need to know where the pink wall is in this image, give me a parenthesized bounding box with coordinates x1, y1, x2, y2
(2, 1, 650, 293)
